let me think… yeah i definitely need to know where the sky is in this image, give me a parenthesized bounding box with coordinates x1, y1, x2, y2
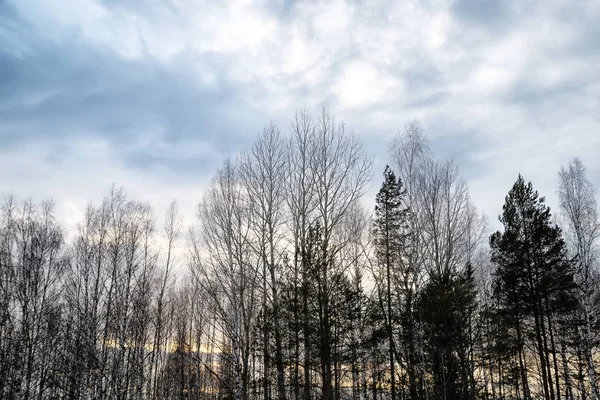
(1, 0, 599, 238)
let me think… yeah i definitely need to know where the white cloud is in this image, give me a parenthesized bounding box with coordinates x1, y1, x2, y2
(334, 61, 401, 109)
(2, 0, 599, 236)
(0, 134, 207, 242)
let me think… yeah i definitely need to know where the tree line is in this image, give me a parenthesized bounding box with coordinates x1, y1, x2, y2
(0, 108, 598, 400)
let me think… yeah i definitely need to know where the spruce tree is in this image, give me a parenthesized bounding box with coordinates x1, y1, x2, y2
(418, 264, 478, 400)
(373, 166, 410, 400)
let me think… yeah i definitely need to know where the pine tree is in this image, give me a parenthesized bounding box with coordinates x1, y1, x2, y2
(490, 174, 577, 400)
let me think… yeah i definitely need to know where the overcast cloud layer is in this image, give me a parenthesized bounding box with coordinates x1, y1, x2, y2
(1, 0, 599, 236)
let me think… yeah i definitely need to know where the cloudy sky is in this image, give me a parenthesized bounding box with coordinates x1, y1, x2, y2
(1, 0, 599, 236)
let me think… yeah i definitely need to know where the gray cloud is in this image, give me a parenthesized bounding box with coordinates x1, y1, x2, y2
(451, 0, 513, 32)
(0, 0, 599, 233)
(0, 4, 263, 176)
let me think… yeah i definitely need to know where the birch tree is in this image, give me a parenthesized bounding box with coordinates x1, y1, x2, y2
(192, 160, 259, 400)
(239, 123, 288, 400)
(559, 157, 600, 400)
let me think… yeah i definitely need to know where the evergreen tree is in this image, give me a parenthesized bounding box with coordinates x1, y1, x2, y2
(418, 264, 478, 400)
(490, 174, 577, 400)
(373, 166, 410, 400)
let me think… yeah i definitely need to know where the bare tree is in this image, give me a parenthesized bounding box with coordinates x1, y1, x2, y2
(149, 200, 181, 399)
(0, 198, 66, 400)
(559, 157, 600, 400)
(392, 120, 431, 200)
(311, 108, 372, 400)
(392, 122, 486, 400)
(240, 123, 288, 400)
(286, 107, 318, 400)
(416, 158, 472, 277)
(191, 160, 259, 400)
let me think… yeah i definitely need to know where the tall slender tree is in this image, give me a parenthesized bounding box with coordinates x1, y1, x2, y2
(373, 166, 410, 400)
